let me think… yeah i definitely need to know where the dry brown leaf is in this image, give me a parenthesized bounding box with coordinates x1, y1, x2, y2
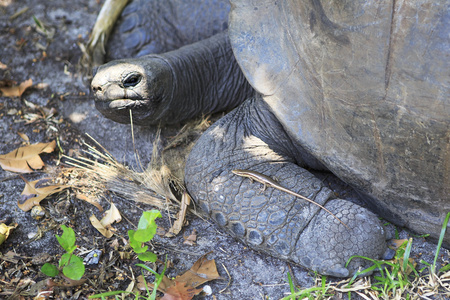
(390, 239, 409, 249)
(155, 274, 178, 293)
(0, 223, 18, 246)
(89, 215, 113, 238)
(166, 191, 191, 237)
(18, 177, 68, 211)
(0, 0, 12, 7)
(0, 140, 56, 173)
(75, 193, 103, 211)
(153, 253, 222, 299)
(89, 202, 121, 238)
(175, 253, 222, 288)
(183, 229, 197, 246)
(160, 281, 202, 300)
(0, 61, 7, 69)
(17, 132, 29, 143)
(100, 202, 121, 227)
(0, 78, 32, 97)
(137, 275, 147, 291)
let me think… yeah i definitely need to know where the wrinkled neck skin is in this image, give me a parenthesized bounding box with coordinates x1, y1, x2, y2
(146, 31, 253, 125)
(93, 31, 253, 126)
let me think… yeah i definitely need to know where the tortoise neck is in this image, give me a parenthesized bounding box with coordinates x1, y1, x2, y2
(156, 31, 253, 124)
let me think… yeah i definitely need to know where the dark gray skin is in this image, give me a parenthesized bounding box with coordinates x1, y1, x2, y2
(92, 0, 449, 277)
(106, 0, 230, 60)
(184, 97, 386, 277)
(93, 31, 253, 125)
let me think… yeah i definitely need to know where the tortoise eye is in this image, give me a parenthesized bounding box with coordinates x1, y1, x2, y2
(123, 73, 142, 87)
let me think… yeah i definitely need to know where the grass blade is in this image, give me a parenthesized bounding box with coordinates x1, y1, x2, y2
(432, 212, 450, 274)
(135, 263, 159, 277)
(287, 272, 296, 297)
(88, 291, 131, 298)
(402, 238, 413, 273)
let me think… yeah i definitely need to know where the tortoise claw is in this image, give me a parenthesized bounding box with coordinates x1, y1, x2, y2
(323, 265, 350, 278)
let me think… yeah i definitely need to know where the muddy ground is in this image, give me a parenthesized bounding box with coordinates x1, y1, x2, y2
(0, 1, 448, 299)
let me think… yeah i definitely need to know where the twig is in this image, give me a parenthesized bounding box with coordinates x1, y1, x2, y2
(219, 263, 232, 293)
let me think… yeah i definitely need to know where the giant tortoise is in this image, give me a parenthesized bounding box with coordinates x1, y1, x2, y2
(91, 0, 449, 277)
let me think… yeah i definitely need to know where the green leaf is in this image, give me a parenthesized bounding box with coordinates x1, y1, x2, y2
(151, 259, 167, 299)
(287, 272, 295, 296)
(134, 210, 161, 243)
(137, 258, 168, 300)
(59, 252, 72, 267)
(62, 254, 85, 280)
(432, 211, 450, 274)
(137, 251, 157, 262)
(128, 229, 148, 254)
(402, 238, 413, 273)
(55, 225, 76, 253)
(89, 291, 132, 299)
(420, 259, 431, 267)
(137, 210, 162, 230)
(136, 263, 160, 277)
(280, 285, 329, 300)
(440, 264, 450, 273)
(134, 228, 153, 243)
(32, 15, 43, 30)
(41, 263, 59, 277)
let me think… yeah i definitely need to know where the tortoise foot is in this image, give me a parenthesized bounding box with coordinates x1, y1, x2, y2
(294, 199, 386, 277)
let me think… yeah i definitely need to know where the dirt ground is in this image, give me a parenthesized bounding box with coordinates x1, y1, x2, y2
(0, 1, 449, 299)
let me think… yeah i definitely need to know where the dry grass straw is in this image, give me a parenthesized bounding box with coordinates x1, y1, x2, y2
(62, 133, 201, 218)
(163, 115, 211, 151)
(292, 270, 450, 300)
(286, 249, 450, 300)
(78, 0, 130, 73)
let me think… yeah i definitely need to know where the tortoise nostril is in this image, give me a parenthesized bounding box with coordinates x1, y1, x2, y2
(92, 85, 102, 93)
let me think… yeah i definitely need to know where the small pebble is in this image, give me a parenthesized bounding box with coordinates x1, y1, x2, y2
(31, 205, 46, 220)
(203, 285, 212, 296)
(383, 248, 396, 260)
(84, 249, 102, 265)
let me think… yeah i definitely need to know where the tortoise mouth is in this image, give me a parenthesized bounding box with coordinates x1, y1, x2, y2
(96, 99, 150, 116)
(95, 98, 149, 124)
(107, 99, 144, 109)
(93, 89, 148, 109)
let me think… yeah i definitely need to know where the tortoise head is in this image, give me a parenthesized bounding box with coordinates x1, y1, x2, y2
(91, 56, 173, 125)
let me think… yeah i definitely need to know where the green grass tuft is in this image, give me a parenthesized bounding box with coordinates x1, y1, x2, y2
(284, 212, 450, 299)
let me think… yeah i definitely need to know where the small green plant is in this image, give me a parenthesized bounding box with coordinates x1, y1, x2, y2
(41, 224, 85, 280)
(284, 212, 450, 299)
(282, 272, 332, 300)
(343, 238, 417, 299)
(345, 211, 450, 298)
(89, 210, 165, 300)
(88, 262, 167, 300)
(420, 212, 450, 274)
(128, 210, 161, 262)
(135, 262, 167, 299)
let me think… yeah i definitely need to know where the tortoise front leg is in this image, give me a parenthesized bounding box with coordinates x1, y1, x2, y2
(185, 97, 387, 277)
